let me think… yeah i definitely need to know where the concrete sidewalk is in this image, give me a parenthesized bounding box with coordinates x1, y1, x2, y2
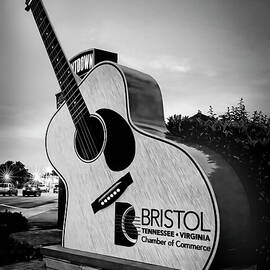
(0, 259, 46, 270)
(0, 228, 61, 270)
(10, 228, 62, 249)
(0, 201, 57, 219)
(28, 208, 58, 230)
(0, 202, 61, 269)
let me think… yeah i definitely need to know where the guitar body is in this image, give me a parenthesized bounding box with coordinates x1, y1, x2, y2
(46, 62, 219, 270)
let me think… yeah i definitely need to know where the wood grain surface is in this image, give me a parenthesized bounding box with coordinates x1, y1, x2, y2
(46, 62, 220, 270)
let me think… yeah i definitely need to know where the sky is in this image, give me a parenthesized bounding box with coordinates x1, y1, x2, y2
(0, 0, 269, 172)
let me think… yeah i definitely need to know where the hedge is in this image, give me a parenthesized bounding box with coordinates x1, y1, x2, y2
(166, 99, 270, 268)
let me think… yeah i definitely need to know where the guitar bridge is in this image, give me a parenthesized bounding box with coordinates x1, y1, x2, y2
(91, 172, 133, 214)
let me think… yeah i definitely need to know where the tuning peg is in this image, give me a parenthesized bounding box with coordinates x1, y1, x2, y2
(25, 0, 33, 11)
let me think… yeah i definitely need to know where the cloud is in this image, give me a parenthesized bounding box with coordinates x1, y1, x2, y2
(120, 54, 193, 74)
(149, 57, 192, 73)
(120, 54, 218, 80)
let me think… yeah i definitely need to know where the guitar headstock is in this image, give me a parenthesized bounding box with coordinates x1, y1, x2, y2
(25, 0, 34, 11)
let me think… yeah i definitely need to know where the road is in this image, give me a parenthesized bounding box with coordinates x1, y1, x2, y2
(0, 191, 58, 219)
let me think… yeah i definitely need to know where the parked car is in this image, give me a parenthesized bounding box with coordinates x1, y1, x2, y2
(39, 184, 49, 192)
(53, 184, 59, 193)
(22, 182, 41, 197)
(0, 183, 18, 196)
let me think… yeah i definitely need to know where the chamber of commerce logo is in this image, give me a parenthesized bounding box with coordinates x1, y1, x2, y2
(114, 203, 213, 253)
(115, 202, 139, 247)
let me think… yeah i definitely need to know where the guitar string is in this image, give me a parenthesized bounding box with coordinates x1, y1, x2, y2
(40, 22, 92, 124)
(30, 0, 39, 13)
(64, 84, 101, 158)
(33, 0, 118, 207)
(69, 94, 85, 116)
(57, 60, 71, 82)
(37, 16, 90, 159)
(38, 13, 48, 29)
(31, 4, 89, 158)
(32, 0, 43, 20)
(77, 121, 91, 159)
(40, 20, 51, 36)
(61, 84, 95, 158)
(36, 7, 97, 158)
(32, 1, 101, 160)
(32, 6, 99, 162)
(59, 72, 74, 92)
(58, 57, 100, 157)
(63, 86, 96, 158)
(47, 39, 99, 157)
(78, 96, 100, 157)
(77, 113, 98, 159)
(65, 81, 99, 159)
(51, 47, 65, 67)
(64, 84, 98, 158)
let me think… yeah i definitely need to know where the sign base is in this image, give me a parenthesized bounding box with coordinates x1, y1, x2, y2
(41, 245, 172, 270)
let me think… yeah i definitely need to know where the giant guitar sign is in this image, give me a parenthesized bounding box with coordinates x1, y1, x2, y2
(25, 0, 220, 269)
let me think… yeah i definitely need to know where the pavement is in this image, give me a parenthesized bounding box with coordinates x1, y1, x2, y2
(0, 190, 58, 219)
(0, 229, 62, 270)
(0, 203, 57, 220)
(0, 259, 46, 270)
(0, 194, 61, 270)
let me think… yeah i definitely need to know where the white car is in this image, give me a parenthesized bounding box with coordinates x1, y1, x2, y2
(39, 184, 49, 192)
(0, 183, 18, 196)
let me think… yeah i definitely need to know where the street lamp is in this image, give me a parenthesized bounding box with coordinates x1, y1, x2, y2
(4, 173, 10, 181)
(33, 172, 40, 182)
(44, 166, 53, 189)
(45, 167, 52, 174)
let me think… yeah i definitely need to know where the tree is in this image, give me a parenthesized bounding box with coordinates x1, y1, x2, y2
(207, 105, 217, 119)
(41, 168, 58, 178)
(0, 161, 32, 188)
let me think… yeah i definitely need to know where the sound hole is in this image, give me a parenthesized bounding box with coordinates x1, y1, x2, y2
(74, 113, 105, 162)
(97, 108, 135, 171)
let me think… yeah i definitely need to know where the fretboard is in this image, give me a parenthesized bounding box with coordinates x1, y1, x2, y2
(27, 0, 88, 125)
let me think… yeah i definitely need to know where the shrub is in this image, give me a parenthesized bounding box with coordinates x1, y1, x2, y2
(166, 98, 270, 268)
(0, 211, 31, 265)
(0, 210, 28, 233)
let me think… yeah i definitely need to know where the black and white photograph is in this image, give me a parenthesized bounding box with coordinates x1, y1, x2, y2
(0, 0, 269, 269)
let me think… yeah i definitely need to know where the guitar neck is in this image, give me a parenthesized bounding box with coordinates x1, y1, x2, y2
(26, 0, 87, 125)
